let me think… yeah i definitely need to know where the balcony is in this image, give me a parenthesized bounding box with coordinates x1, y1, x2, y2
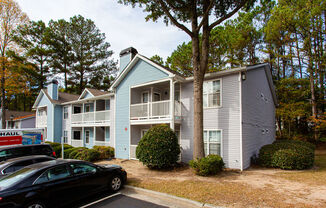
(71, 110, 110, 125)
(130, 100, 181, 120)
(36, 115, 47, 127)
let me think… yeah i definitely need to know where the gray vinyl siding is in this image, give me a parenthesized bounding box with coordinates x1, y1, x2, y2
(21, 117, 36, 128)
(203, 74, 241, 169)
(180, 82, 194, 162)
(180, 74, 242, 169)
(242, 68, 276, 169)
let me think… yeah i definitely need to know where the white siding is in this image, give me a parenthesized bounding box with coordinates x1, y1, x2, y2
(62, 105, 72, 144)
(109, 96, 115, 147)
(242, 68, 276, 169)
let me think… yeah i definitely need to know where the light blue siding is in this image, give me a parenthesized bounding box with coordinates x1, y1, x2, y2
(120, 53, 132, 73)
(105, 127, 110, 142)
(37, 94, 50, 107)
(53, 105, 63, 143)
(84, 127, 94, 148)
(115, 59, 169, 159)
(48, 83, 58, 100)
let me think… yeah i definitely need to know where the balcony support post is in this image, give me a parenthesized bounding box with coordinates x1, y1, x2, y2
(94, 126, 96, 144)
(94, 101, 97, 122)
(170, 78, 175, 130)
(81, 127, 84, 147)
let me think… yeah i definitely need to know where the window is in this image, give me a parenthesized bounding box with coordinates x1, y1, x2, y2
(63, 107, 68, 119)
(73, 106, 81, 114)
(105, 100, 110, 110)
(153, 92, 161, 102)
(63, 131, 68, 143)
(73, 131, 81, 140)
(85, 130, 90, 144)
(203, 130, 221, 156)
(175, 91, 180, 101)
(203, 80, 221, 108)
(84, 104, 90, 112)
(3, 160, 34, 174)
(142, 92, 149, 103)
(70, 163, 96, 175)
(141, 129, 148, 138)
(40, 165, 71, 182)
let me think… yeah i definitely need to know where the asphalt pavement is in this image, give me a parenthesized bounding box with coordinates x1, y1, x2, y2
(82, 193, 168, 208)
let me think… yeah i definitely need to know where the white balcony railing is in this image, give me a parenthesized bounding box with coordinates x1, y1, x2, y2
(94, 141, 110, 146)
(71, 139, 83, 147)
(130, 100, 181, 120)
(71, 110, 110, 124)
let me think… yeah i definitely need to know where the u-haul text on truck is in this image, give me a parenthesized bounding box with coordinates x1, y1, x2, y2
(0, 129, 44, 146)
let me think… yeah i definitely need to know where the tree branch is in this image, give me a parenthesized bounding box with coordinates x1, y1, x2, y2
(198, 0, 214, 30)
(155, 0, 193, 37)
(209, 1, 248, 31)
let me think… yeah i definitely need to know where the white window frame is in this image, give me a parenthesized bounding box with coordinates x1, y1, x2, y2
(85, 130, 90, 144)
(141, 129, 149, 138)
(203, 78, 222, 109)
(72, 130, 81, 140)
(203, 129, 223, 157)
(141, 91, 149, 103)
(63, 107, 69, 119)
(63, 130, 68, 143)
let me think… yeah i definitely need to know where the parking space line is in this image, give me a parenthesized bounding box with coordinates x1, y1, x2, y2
(79, 192, 121, 208)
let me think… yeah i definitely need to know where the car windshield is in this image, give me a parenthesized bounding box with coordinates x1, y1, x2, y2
(0, 167, 36, 190)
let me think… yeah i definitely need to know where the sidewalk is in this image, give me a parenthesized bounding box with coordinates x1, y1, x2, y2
(121, 185, 220, 208)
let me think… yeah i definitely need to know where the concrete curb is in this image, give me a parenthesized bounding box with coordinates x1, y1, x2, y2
(124, 185, 221, 208)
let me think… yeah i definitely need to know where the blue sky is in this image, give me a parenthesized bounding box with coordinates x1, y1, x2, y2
(16, 0, 191, 62)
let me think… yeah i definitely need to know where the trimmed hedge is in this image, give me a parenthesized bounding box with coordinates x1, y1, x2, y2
(93, 146, 114, 159)
(45, 142, 114, 162)
(136, 124, 181, 169)
(189, 155, 224, 176)
(46, 142, 73, 157)
(259, 140, 315, 170)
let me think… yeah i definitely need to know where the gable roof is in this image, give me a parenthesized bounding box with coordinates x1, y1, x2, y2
(110, 54, 185, 89)
(0, 110, 34, 121)
(78, 88, 110, 100)
(33, 89, 79, 108)
(13, 113, 36, 121)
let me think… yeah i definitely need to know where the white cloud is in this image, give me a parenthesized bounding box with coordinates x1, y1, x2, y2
(16, 0, 191, 62)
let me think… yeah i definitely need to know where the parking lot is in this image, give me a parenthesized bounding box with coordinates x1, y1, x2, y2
(78, 192, 168, 208)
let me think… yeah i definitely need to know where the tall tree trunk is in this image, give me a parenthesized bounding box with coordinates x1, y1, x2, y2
(192, 6, 205, 159)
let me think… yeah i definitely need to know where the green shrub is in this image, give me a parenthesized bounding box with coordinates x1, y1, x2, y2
(271, 148, 314, 170)
(136, 124, 181, 169)
(259, 140, 315, 170)
(274, 139, 316, 151)
(45, 142, 73, 157)
(93, 146, 114, 159)
(189, 155, 224, 176)
(76, 149, 101, 162)
(68, 147, 88, 159)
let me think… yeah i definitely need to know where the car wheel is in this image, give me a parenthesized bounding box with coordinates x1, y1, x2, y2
(109, 175, 122, 191)
(26, 201, 46, 208)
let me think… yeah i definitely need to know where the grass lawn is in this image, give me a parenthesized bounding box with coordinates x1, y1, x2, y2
(97, 144, 326, 208)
